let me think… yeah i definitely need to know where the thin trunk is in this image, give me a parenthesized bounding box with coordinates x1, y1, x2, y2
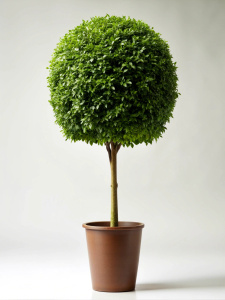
(105, 142, 121, 227)
(110, 142, 118, 227)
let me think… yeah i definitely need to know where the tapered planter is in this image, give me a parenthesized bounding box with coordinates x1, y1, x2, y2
(82, 221, 144, 292)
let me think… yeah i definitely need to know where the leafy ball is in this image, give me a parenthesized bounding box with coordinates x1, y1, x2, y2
(47, 15, 179, 147)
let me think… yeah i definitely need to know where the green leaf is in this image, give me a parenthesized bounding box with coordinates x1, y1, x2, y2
(47, 14, 179, 147)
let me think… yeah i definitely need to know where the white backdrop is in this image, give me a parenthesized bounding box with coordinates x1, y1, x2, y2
(0, 0, 225, 299)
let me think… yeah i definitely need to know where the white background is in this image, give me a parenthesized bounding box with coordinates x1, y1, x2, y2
(0, 0, 225, 299)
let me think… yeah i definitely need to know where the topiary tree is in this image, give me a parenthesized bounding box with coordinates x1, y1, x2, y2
(47, 15, 179, 227)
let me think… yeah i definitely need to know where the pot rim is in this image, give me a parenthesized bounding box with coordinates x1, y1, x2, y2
(82, 221, 144, 231)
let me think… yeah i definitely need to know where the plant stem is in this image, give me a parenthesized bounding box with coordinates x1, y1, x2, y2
(105, 142, 121, 227)
(110, 142, 118, 227)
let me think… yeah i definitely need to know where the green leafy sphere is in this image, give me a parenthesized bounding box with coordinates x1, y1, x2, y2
(47, 15, 179, 147)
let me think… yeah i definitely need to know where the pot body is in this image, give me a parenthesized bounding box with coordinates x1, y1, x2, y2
(82, 221, 144, 292)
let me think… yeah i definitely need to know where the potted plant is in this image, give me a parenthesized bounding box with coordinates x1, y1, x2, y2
(47, 15, 179, 292)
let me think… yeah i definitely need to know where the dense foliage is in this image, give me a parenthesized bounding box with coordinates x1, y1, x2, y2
(47, 15, 179, 147)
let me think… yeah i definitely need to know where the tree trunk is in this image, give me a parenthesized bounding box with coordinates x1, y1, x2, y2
(110, 142, 118, 227)
(105, 142, 121, 227)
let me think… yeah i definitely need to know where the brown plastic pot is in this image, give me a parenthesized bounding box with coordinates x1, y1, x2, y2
(82, 221, 144, 292)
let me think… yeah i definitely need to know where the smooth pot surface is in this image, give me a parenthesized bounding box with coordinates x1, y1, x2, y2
(83, 221, 144, 292)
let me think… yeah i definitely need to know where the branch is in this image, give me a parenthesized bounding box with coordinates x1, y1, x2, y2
(116, 143, 121, 153)
(105, 142, 111, 162)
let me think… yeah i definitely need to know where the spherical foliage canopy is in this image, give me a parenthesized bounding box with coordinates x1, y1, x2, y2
(47, 15, 179, 147)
